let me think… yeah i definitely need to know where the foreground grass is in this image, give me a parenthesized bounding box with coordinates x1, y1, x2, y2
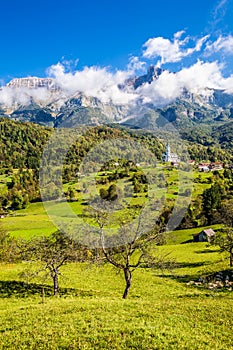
(0, 240, 232, 350)
(1, 292, 232, 350)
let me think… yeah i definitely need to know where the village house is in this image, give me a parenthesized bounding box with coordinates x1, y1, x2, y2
(171, 161, 179, 167)
(198, 163, 210, 172)
(198, 162, 224, 172)
(209, 162, 223, 171)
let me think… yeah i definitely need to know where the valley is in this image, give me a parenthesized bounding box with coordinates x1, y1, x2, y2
(1, 67, 233, 350)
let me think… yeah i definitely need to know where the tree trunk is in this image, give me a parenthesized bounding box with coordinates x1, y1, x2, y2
(41, 286, 45, 303)
(230, 249, 233, 267)
(53, 271, 59, 296)
(122, 268, 132, 299)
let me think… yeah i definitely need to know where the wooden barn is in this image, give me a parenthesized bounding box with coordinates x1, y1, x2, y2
(193, 228, 215, 242)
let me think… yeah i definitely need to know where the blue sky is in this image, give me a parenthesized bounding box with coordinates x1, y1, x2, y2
(1, 0, 233, 81)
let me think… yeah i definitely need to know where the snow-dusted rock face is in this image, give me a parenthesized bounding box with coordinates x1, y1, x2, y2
(7, 77, 60, 91)
(1, 67, 233, 127)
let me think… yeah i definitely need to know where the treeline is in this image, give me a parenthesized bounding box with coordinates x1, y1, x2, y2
(0, 118, 164, 209)
(0, 118, 164, 171)
(1, 117, 232, 174)
(180, 168, 233, 228)
(187, 143, 232, 163)
(1, 117, 233, 211)
(0, 169, 40, 210)
(0, 118, 51, 170)
(181, 123, 233, 160)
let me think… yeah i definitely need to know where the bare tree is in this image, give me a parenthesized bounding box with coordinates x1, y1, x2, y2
(22, 230, 86, 295)
(86, 207, 168, 299)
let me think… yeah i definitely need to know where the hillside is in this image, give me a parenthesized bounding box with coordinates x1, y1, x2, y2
(1, 115, 233, 170)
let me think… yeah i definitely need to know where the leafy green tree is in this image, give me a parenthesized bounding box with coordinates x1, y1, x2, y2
(99, 188, 109, 200)
(10, 190, 25, 210)
(219, 200, 233, 227)
(99, 184, 119, 201)
(202, 183, 223, 224)
(108, 184, 118, 201)
(213, 228, 233, 267)
(133, 180, 141, 194)
(67, 186, 76, 202)
(0, 227, 20, 263)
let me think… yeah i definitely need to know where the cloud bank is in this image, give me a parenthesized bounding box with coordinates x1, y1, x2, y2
(1, 30, 233, 109)
(138, 60, 233, 106)
(47, 63, 138, 105)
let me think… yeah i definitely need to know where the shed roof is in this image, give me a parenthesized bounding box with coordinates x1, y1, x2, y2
(193, 228, 215, 237)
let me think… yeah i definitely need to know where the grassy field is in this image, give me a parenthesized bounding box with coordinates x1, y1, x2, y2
(0, 238, 232, 350)
(1, 168, 232, 349)
(1, 212, 232, 349)
(0, 166, 213, 239)
(1, 202, 57, 238)
(167, 225, 222, 244)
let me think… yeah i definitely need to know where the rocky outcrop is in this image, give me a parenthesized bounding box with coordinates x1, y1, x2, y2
(7, 77, 60, 91)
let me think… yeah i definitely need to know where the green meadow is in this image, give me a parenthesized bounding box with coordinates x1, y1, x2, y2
(1, 166, 212, 239)
(0, 238, 232, 350)
(1, 168, 232, 349)
(1, 202, 57, 238)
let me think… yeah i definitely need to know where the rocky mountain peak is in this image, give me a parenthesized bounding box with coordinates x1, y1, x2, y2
(125, 65, 163, 90)
(147, 66, 163, 80)
(1, 66, 233, 128)
(7, 77, 60, 91)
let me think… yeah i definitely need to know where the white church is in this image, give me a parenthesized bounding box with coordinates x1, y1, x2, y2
(162, 144, 180, 163)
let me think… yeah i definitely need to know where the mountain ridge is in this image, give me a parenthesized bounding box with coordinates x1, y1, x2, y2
(1, 66, 233, 129)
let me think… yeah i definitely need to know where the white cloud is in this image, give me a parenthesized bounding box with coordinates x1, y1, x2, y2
(0, 87, 37, 107)
(177, 60, 225, 91)
(2, 30, 233, 111)
(215, 0, 228, 13)
(127, 56, 146, 74)
(211, 0, 229, 28)
(0, 61, 139, 108)
(205, 35, 233, 54)
(138, 70, 181, 105)
(143, 31, 209, 66)
(47, 62, 138, 105)
(174, 30, 186, 40)
(0, 85, 57, 108)
(138, 60, 231, 106)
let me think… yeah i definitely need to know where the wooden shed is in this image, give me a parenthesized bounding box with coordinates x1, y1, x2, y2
(193, 228, 215, 242)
